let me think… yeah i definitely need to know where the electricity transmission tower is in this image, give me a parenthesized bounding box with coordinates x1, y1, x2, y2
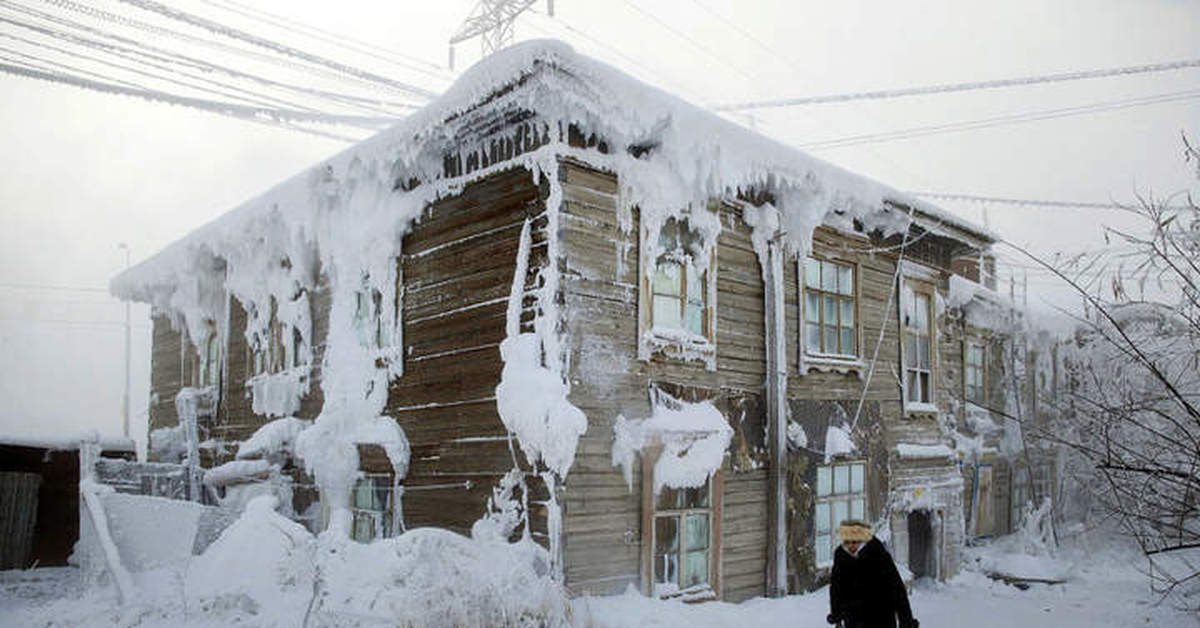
(448, 0, 547, 69)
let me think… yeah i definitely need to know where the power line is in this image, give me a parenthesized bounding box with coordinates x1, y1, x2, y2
(717, 57, 1200, 111)
(619, 0, 756, 84)
(25, 0, 424, 114)
(195, 0, 450, 81)
(910, 192, 1195, 211)
(40, 0, 431, 105)
(113, 0, 437, 99)
(0, 61, 375, 140)
(796, 88, 1200, 150)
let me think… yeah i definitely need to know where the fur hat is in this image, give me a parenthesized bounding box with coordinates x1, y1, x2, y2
(838, 519, 872, 543)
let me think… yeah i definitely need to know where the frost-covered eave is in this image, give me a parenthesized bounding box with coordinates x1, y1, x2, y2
(111, 39, 992, 299)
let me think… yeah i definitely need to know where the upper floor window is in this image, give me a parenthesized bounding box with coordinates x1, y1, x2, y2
(651, 217, 711, 339)
(250, 294, 308, 378)
(639, 215, 718, 367)
(964, 340, 985, 405)
(814, 460, 866, 566)
(903, 283, 934, 407)
(803, 258, 856, 358)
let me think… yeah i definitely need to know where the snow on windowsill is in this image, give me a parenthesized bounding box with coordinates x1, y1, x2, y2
(653, 582, 717, 602)
(801, 353, 866, 376)
(896, 443, 956, 460)
(643, 327, 716, 370)
(246, 366, 312, 418)
(904, 401, 939, 416)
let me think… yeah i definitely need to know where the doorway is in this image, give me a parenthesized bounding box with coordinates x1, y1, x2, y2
(907, 509, 935, 579)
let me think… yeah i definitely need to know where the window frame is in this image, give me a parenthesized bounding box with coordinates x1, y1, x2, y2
(350, 471, 398, 543)
(814, 459, 868, 568)
(638, 213, 719, 366)
(800, 256, 861, 364)
(901, 277, 937, 413)
(640, 442, 723, 600)
(964, 339, 986, 406)
(248, 293, 309, 379)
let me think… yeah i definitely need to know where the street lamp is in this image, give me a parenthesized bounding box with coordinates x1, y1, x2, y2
(118, 243, 130, 440)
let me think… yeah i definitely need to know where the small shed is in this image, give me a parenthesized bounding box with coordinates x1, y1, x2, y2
(0, 434, 134, 569)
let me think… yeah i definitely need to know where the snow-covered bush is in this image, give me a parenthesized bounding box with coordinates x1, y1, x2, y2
(185, 495, 315, 627)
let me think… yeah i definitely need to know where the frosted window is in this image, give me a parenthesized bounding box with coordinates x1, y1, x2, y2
(653, 477, 712, 594)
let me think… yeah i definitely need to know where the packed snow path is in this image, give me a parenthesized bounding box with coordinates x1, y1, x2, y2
(3, 541, 1196, 628)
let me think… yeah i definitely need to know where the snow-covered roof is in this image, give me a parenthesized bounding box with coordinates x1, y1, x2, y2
(111, 39, 991, 303)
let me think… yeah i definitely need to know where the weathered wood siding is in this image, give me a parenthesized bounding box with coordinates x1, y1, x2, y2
(388, 166, 549, 539)
(147, 312, 184, 445)
(557, 159, 769, 601)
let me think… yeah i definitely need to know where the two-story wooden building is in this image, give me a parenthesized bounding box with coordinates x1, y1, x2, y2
(112, 40, 1041, 601)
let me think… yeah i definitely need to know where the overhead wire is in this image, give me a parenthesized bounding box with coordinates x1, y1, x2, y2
(1, 2, 421, 116)
(683, 0, 944, 193)
(0, 61, 372, 140)
(909, 192, 1194, 211)
(113, 0, 437, 99)
(717, 57, 1200, 111)
(0, 23, 335, 115)
(194, 0, 451, 82)
(796, 88, 1200, 150)
(35, 0, 426, 112)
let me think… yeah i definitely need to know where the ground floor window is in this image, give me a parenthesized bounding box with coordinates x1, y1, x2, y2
(653, 481, 712, 597)
(351, 473, 397, 543)
(815, 460, 866, 566)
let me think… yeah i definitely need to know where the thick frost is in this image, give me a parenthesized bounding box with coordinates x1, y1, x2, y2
(236, 416, 311, 460)
(611, 392, 732, 493)
(823, 421, 856, 463)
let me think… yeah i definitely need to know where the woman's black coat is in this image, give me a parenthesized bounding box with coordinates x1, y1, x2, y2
(828, 538, 916, 628)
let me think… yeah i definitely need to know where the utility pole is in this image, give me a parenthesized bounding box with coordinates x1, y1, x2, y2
(118, 243, 131, 440)
(448, 0, 544, 70)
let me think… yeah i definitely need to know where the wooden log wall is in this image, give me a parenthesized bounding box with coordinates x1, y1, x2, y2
(147, 312, 184, 448)
(557, 159, 769, 601)
(388, 166, 550, 539)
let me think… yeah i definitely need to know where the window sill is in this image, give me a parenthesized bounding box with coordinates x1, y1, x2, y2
(642, 328, 716, 369)
(801, 354, 866, 376)
(904, 402, 939, 417)
(654, 583, 717, 602)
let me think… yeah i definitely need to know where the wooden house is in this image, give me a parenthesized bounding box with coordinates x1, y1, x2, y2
(112, 40, 1038, 601)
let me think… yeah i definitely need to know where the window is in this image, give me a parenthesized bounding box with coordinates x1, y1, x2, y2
(249, 293, 309, 377)
(183, 323, 219, 388)
(651, 217, 711, 339)
(351, 473, 397, 543)
(964, 340, 985, 404)
(903, 284, 933, 406)
(652, 481, 712, 597)
(355, 288, 384, 348)
(201, 332, 220, 388)
(803, 258, 856, 357)
(814, 461, 866, 566)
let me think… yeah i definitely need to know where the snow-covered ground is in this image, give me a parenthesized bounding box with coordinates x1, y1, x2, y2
(3, 524, 1196, 628)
